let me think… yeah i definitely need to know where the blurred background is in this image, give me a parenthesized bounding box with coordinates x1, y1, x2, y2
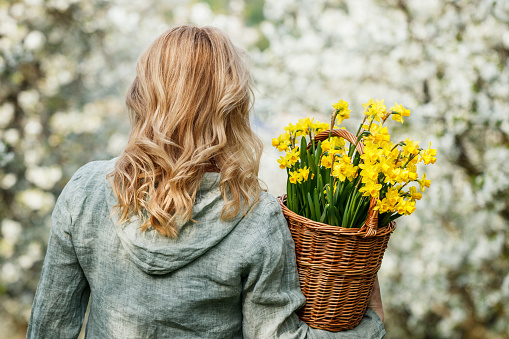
(1, 0, 508, 338)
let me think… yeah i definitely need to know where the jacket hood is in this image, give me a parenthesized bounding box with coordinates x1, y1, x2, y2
(106, 172, 243, 275)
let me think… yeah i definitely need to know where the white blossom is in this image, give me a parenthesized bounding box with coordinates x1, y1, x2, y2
(17, 189, 55, 212)
(26, 166, 62, 190)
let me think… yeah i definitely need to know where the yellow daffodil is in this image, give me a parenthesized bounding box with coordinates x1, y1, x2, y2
(332, 99, 349, 111)
(362, 98, 375, 112)
(363, 99, 387, 122)
(417, 173, 431, 191)
(421, 142, 437, 165)
(409, 186, 422, 201)
(408, 170, 418, 181)
(359, 181, 383, 197)
(273, 132, 291, 151)
(402, 138, 420, 156)
(385, 187, 400, 206)
(299, 166, 311, 181)
(332, 162, 348, 181)
(396, 198, 416, 215)
(337, 110, 350, 124)
(275, 100, 435, 226)
(390, 102, 411, 123)
(299, 116, 314, 127)
(397, 170, 409, 182)
(277, 156, 289, 169)
(374, 198, 393, 213)
(285, 148, 300, 166)
(332, 99, 351, 125)
(284, 122, 296, 134)
(312, 121, 329, 134)
(332, 137, 345, 149)
(344, 164, 358, 180)
(277, 141, 290, 152)
(289, 170, 304, 184)
(367, 125, 391, 145)
(321, 140, 331, 152)
(289, 172, 298, 184)
(294, 122, 308, 138)
(359, 162, 379, 183)
(321, 153, 333, 169)
(383, 167, 400, 185)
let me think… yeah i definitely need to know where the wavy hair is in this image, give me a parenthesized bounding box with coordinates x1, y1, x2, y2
(108, 25, 263, 238)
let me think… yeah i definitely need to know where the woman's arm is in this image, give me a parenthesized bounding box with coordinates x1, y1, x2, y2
(241, 198, 386, 339)
(368, 276, 384, 323)
(26, 176, 90, 339)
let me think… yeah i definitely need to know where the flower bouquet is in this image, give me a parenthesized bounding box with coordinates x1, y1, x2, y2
(274, 99, 436, 331)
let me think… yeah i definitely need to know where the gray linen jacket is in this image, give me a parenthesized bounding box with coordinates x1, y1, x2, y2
(27, 159, 386, 339)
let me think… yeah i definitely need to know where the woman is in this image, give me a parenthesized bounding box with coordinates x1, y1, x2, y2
(27, 25, 385, 338)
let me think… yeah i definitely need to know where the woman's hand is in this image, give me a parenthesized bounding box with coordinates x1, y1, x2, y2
(368, 275, 384, 322)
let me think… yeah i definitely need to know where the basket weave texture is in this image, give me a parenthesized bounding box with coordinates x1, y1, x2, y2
(277, 128, 396, 331)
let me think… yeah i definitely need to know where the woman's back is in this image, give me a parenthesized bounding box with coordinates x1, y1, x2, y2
(27, 159, 384, 338)
(27, 25, 385, 339)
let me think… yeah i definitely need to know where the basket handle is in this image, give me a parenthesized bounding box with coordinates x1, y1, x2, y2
(311, 129, 379, 237)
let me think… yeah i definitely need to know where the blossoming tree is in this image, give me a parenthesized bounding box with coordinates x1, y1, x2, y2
(0, 0, 507, 338)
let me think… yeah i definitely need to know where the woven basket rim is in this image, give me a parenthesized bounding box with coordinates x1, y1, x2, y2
(278, 194, 396, 237)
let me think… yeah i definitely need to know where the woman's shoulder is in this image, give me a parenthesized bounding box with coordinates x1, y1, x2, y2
(68, 158, 116, 186)
(60, 158, 116, 196)
(56, 158, 116, 212)
(249, 191, 284, 223)
(239, 191, 290, 246)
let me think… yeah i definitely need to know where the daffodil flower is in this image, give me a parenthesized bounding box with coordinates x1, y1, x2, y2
(359, 182, 382, 197)
(402, 138, 420, 156)
(275, 99, 435, 227)
(417, 173, 431, 191)
(277, 156, 289, 169)
(409, 186, 422, 201)
(299, 166, 311, 181)
(390, 102, 411, 124)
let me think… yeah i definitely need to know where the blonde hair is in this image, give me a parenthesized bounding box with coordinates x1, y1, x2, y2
(109, 25, 263, 238)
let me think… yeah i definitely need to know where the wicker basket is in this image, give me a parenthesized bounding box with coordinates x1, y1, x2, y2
(277, 128, 396, 331)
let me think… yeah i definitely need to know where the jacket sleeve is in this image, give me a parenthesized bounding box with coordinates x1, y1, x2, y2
(26, 174, 90, 339)
(241, 198, 386, 339)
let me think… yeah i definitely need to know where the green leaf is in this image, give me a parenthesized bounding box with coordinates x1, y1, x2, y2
(353, 151, 361, 167)
(286, 178, 292, 210)
(333, 179, 342, 204)
(315, 141, 322, 166)
(307, 150, 317, 175)
(298, 185, 306, 215)
(379, 212, 392, 228)
(342, 191, 353, 228)
(389, 213, 403, 222)
(334, 206, 342, 226)
(317, 175, 327, 207)
(348, 139, 356, 157)
(326, 184, 334, 225)
(307, 192, 315, 220)
(300, 136, 307, 167)
(317, 173, 323, 194)
(350, 191, 365, 228)
(331, 210, 339, 226)
(320, 204, 329, 223)
(351, 194, 367, 228)
(313, 189, 321, 221)
(289, 182, 295, 211)
(339, 180, 352, 208)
